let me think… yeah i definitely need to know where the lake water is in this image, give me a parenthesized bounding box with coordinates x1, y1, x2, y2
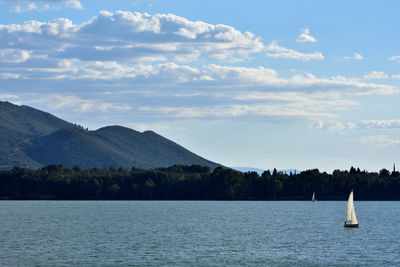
(0, 201, 399, 266)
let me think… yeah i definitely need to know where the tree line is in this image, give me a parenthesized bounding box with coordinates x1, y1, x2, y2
(0, 164, 399, 200)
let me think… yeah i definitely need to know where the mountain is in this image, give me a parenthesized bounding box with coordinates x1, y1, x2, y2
(0, 101, 220, 170)
(0, 101, 73, 136)
(0, 101, 73, 169)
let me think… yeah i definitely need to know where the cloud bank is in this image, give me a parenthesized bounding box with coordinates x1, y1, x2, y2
(0, 10, 398, 128)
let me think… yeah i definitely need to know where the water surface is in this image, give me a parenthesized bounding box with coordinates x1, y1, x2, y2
(0, 201, 399, 266)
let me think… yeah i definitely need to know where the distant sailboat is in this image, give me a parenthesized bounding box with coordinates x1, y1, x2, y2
(312, 192, 317, 202)
(344, 190, 358, 228)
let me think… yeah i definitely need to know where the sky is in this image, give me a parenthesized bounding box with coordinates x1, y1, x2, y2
(0, 0, 400, 172)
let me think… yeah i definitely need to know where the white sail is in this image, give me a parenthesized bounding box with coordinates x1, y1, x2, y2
(346, 191, 353, 222)
(351, 204, 358, 224)
(312, 192, 315, 202)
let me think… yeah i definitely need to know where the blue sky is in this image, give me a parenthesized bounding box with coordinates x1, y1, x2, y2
(1, 0, 400, 172)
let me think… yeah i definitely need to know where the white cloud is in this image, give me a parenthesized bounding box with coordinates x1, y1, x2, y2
(26, 94, 131, 114)
(0, 10, 399, 127)
(0, 11, 263, 63)
(0, 93, 18, 99)
(354, 53, 363, 60)
(310, 119, 400, 132)
(0, 49, 31, 63)
(65, 0, 83, 9)
(360, 135, 400, 147)
(235, 92, 359, 112)
(387, 55, 400, 62)
(0, 73, 21, 79)
(98, 103, 131, 113)
(391, 74, 400, 79)
(265, 41, 324, 61)
(343, 52, 363, 60)
(363, 71, 388, 79)
(4, 66, 396, 125)
(12, 3, 51, 13)
(310, 119, 346, 131)
(357, 120, 400, 129)
(1, 58, 396, 97)
(140, 104, 336, 120)
(202, 64, 281, 85)
(130, 122, 169, 132)
(10, 1, 83, 12)
(346, 122, 358, 130)
(14, 59, 385, 122)
(296, 28, 317, 43)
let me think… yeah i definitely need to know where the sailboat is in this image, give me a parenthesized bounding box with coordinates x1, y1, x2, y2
(344, 190, 358, 228)
(312, 192, 317, 202)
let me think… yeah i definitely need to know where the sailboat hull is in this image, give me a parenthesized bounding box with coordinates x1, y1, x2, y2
(344, 222, 359, 228)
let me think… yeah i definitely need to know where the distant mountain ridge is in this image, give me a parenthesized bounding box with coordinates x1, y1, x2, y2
(232, 167, 301, 175)
(0, 101, 220, 170)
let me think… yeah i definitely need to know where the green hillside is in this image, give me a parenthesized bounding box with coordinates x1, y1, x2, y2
(0, 101, 220, 169)
(0, 101, 73, 169)
(0, 101, 72, 136)
(94, 126, 219, 168)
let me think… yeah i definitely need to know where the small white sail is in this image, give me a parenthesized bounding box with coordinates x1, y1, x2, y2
(346, 191, 353, 222)
(311, 192, 317, 202)
(345, 190, 358, 227)
(350, 201, 358, 224)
